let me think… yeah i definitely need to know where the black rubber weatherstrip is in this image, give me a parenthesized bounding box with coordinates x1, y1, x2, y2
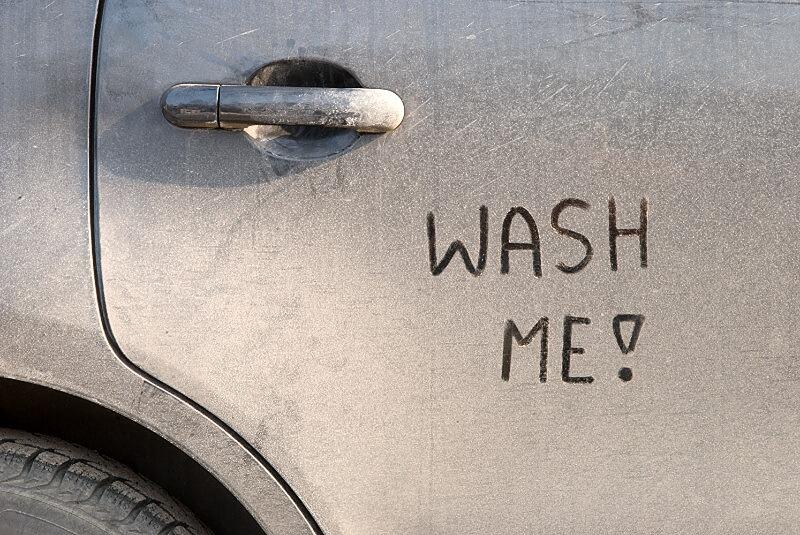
(87, 3, 324, 534)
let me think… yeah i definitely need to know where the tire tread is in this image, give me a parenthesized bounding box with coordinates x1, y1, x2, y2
(0, 428, 211, 534)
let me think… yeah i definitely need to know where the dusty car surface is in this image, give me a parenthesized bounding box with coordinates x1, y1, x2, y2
(1, 1, 798, 534)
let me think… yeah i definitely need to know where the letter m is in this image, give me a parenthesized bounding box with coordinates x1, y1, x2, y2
(502, 318, 549, 382)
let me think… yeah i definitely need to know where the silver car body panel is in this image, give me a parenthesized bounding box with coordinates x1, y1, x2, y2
(94, 2, 800, 535)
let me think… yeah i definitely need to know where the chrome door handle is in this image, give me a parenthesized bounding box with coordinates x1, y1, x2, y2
(161, 84, 405, 133)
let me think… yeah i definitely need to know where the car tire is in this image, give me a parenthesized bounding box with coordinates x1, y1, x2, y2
(0, 428, 212, 535)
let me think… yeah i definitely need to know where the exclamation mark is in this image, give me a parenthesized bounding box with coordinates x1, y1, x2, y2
(613, 314, 645, 382)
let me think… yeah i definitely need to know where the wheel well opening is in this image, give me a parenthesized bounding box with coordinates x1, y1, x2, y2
(0, 377, 266, 535)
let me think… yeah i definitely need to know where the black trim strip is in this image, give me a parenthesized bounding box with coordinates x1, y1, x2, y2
(87, 2, 323, 533)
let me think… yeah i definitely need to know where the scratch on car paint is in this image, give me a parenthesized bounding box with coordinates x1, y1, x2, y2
(406, 97, 432, 118)
(698, 77, 718, 95)
(541, 84, 569, 104)
(453, 118, 479, 135)
(405, 113, 432, 133)
(597, 60, 630, 96)
(487, 135, 525, 153)
(587, 14, 607, 28)
(216, 28, 259, 45)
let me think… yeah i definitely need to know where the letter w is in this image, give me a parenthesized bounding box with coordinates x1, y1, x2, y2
(427, 206, 488, 276)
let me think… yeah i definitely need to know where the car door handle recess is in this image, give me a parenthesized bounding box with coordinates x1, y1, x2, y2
(161, 83, 405, 133)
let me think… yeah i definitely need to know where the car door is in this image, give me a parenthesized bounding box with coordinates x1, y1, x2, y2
(94, 2, 800, 534)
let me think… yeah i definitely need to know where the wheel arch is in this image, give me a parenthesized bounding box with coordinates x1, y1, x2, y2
(0, 376, 267, 535)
